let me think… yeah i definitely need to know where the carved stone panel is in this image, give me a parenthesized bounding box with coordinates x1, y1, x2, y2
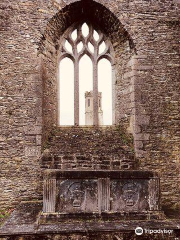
(43, 179, 56, 213)
(110, 180, 149, 212)
(43, 170, 160, 216)
(57, 179, 98, 213)
(148, 178, 160, 211)
(98, 178, 110, 213)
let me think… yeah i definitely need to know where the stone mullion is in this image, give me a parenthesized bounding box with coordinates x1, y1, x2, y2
(74, 58, 79, 126)
(73, 25, 81, 126)
(92, 36, 98, 126)
(93, 60, 98, 126)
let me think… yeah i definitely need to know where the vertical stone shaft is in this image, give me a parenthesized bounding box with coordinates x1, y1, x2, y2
(43, 179, 56, 213)
(149, 178, 160, 211)
(74, 60, 79, 125)
(98, 178, 110, 213)
(93, 62, 98, 125)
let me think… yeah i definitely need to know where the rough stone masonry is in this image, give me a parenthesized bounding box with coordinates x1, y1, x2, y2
(0, 0, 180, 239)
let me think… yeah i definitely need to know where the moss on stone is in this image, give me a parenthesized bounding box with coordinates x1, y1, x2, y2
(116, 125, 134, 152)
(0, 209, 13, 227)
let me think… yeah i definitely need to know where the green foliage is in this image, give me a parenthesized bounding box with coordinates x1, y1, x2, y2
(0, 208, 14, 226)
(116, 125, 134, 153)
(0, 210, 10, 219)
(43, 127, 59, 150)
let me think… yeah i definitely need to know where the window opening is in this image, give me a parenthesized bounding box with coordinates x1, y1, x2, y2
(59, 57, 74, 125)
(59, 22, 114, 126)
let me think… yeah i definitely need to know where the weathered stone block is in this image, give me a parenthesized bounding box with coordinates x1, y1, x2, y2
(25, 146, 41, 157)
(24, 126, 42, 135)
(134, 133, 150, 141)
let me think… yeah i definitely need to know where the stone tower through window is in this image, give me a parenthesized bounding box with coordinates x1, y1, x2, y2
(58, 22, 115, 126)
(85, 91, 103, 125)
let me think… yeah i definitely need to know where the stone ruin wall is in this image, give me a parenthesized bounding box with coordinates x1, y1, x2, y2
(0, 0, 180, 220)
(41, 127, 135, 170)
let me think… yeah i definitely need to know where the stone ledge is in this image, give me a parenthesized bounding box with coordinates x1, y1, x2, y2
(43, 169, 158, 179)
(0, 202, 180, 237)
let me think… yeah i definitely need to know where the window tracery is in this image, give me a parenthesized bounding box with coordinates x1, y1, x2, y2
(59, 22, 114, 126)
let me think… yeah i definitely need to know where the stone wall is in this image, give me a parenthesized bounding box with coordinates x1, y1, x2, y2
(0, 0, 44, 209)
(0, 0, 180, 220)
(41, 127, 135, 170)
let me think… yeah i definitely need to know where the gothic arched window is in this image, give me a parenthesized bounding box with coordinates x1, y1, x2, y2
(58, 22, 115, 126)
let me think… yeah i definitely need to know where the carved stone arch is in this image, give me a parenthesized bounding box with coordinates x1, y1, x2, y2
(39, 0, 134, 49)
(39, 0, 137, 143)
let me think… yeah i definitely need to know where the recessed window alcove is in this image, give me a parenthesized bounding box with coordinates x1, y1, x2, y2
(40, 0, 137, 143)
(37, 2, 163, 228)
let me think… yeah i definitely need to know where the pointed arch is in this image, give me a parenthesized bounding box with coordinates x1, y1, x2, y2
(39, 0, 136, 135)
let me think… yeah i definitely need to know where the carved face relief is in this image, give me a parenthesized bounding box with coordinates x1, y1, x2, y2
(58, 179, 98, 213)
(68, 182, 85, 208)
(122, 182, 139, 207)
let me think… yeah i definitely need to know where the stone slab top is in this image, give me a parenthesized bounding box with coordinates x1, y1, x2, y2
(43, 170, 158, 179)
(0, 202, 180, 236)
